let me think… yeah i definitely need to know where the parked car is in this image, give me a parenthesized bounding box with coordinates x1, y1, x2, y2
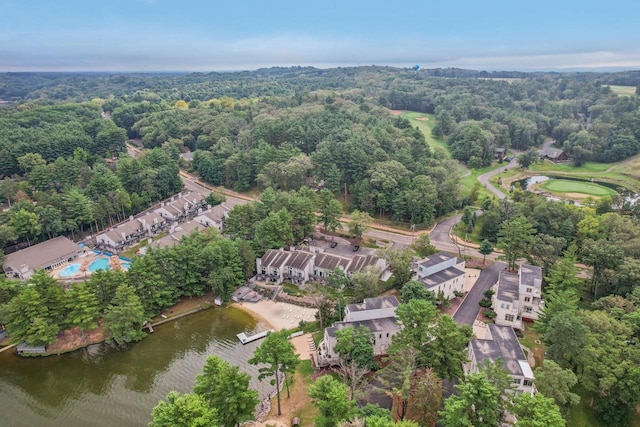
(353, 245, 360, 252)
(330, 242, 338, 248)
(504, 156, 514, 162)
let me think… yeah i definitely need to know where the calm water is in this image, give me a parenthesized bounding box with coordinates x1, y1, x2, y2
(0, 306, 272, 427)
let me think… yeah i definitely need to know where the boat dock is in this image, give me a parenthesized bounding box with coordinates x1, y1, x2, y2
(237, 329, 274, 345)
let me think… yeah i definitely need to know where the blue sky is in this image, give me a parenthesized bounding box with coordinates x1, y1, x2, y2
(1, 0, 639, 71)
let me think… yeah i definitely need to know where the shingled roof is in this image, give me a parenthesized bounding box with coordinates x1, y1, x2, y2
(3, 236, 81, 273)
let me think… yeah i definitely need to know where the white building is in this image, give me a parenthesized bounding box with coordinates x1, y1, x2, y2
(282, 251, 314, 285)
(256, 249, 292, 284)
(493, 264, 543, 330)
(95, 218, 145, 254)
(194, 203, 230, 231)
(464, 324, 535, 395)
(316, 296, 401, 367)
(413, 251, 466, 300)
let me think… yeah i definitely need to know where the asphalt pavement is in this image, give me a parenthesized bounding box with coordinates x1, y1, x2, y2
(453, 261, 506, 326)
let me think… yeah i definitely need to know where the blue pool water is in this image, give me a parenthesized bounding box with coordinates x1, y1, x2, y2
(88, 258, 131, 272)
(59, 263, 81, 277)
(88, 258, 110, 272)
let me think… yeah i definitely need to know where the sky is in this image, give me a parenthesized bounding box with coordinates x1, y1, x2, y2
(1, 0, 639, 72)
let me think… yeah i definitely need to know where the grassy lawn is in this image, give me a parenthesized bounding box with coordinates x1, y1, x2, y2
(517, 323, 544, 367)
(529, 161, 610, 174)
(290, 360, 319, 426)
(604, 84, 637, 96)
(460, 161, 509, 200)
(538, 179, 617, 198)
(399, 111, 450, 154)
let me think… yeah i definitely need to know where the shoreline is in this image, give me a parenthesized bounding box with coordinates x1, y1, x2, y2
(232, 300, 318, 332)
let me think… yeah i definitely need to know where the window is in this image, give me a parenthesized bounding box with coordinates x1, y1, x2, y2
(523, 380, 533, 387)
(261, 269, 266, 275)
(500, 303, 509, 309)
(524, 306, 533, 313)
(512, 378, 521, 384)
(386, 333, 389, 338)
(524, 296, 531, 302)
(526, 287, 532, 293)
(379, 334, 382, 339)
(373, 339, 376, 345)
(505, 314, 514, 322)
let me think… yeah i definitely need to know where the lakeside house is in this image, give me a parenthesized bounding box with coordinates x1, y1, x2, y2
(3, 236, 84, 279)
(464, 324, 535, 395)
(412, 251, 466, 300)
(95, 217, 146, 254)
(492, 264, 543, 330)
(255, 247, 387, 286)
(316, 296, 401, 367)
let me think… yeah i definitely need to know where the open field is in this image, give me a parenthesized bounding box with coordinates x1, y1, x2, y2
(538, 179, 617, 198)
(397, 111, 450, 154)
(604, 84, 637, 96)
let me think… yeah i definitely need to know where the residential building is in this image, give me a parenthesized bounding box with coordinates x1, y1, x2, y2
(345, 254, 386, 277)
(282, 251, 314, 285)
(492, 264, 543, 329)
(95, 218, 145, 254)
(149, 221, 204, 249)
(138, 211, 168, 236)
(464, 324, 535, 395)
(194, 203, 230, 231)
(312, 252, 351, 280)
(316, 296, 401, 367)
(155, 191, 208, 222)
(413, 251, 466, 300)
(256, 249, 292, 284)
(3, 236, 84, 279)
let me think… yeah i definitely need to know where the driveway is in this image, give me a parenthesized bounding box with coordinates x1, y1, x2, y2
(453, 261, 506, 326)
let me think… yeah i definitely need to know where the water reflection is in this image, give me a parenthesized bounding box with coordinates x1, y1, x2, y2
(0, 306, 272, 427)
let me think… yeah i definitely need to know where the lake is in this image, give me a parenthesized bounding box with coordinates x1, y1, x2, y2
(0, 306, 272, 427)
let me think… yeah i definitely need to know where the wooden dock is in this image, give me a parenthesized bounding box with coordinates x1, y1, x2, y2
(237, 330, 274, 345)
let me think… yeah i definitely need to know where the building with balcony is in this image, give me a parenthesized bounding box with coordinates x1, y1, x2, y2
(492, 264, 543, 330)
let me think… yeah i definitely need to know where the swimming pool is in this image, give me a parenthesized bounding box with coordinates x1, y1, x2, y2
(59, 263, 81, 277)
(88, 258, 110, 272)
(88, 258, 131, 272)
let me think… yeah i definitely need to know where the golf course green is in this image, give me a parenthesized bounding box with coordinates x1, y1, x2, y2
(538, 179, 617, 198)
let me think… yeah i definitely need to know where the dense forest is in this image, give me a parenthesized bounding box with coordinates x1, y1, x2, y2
(1, 67, 640, 426)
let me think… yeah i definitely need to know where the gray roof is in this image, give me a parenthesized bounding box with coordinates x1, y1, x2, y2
(496, 271, 519, 302)
(315, 253, 351, 271)
(260, 249, 292, 269)
(347, 254, 379, 273)
(417, 251, 459, 268)
(284, 251, 313, 270)
(420, 266, 465, 288)
(540, 146, 565, 159)
(3, 236, 82, 272)
(470, 325, 530, 377)
(520, 264, 542, 289)
(140, 211, 165, 225)
(347, 296, 399, 313)
(327, 317, 401, 338)
(116, 219, 143, 235)
(150, 221, 203, 249)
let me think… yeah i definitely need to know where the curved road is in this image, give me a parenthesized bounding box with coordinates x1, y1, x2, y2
(477, 158, 519, 199)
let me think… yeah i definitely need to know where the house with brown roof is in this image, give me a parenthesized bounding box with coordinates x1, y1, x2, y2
(3, 236, 83, 279)
(282, 251, 314, 285)
(540, 146, 569, 163)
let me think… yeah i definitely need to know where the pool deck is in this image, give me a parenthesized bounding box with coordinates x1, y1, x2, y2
(50, 252, 130, 280)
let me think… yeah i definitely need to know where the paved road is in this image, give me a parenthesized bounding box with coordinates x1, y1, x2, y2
(477, 159, 519, 199)
(453, 261, 506, 326)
